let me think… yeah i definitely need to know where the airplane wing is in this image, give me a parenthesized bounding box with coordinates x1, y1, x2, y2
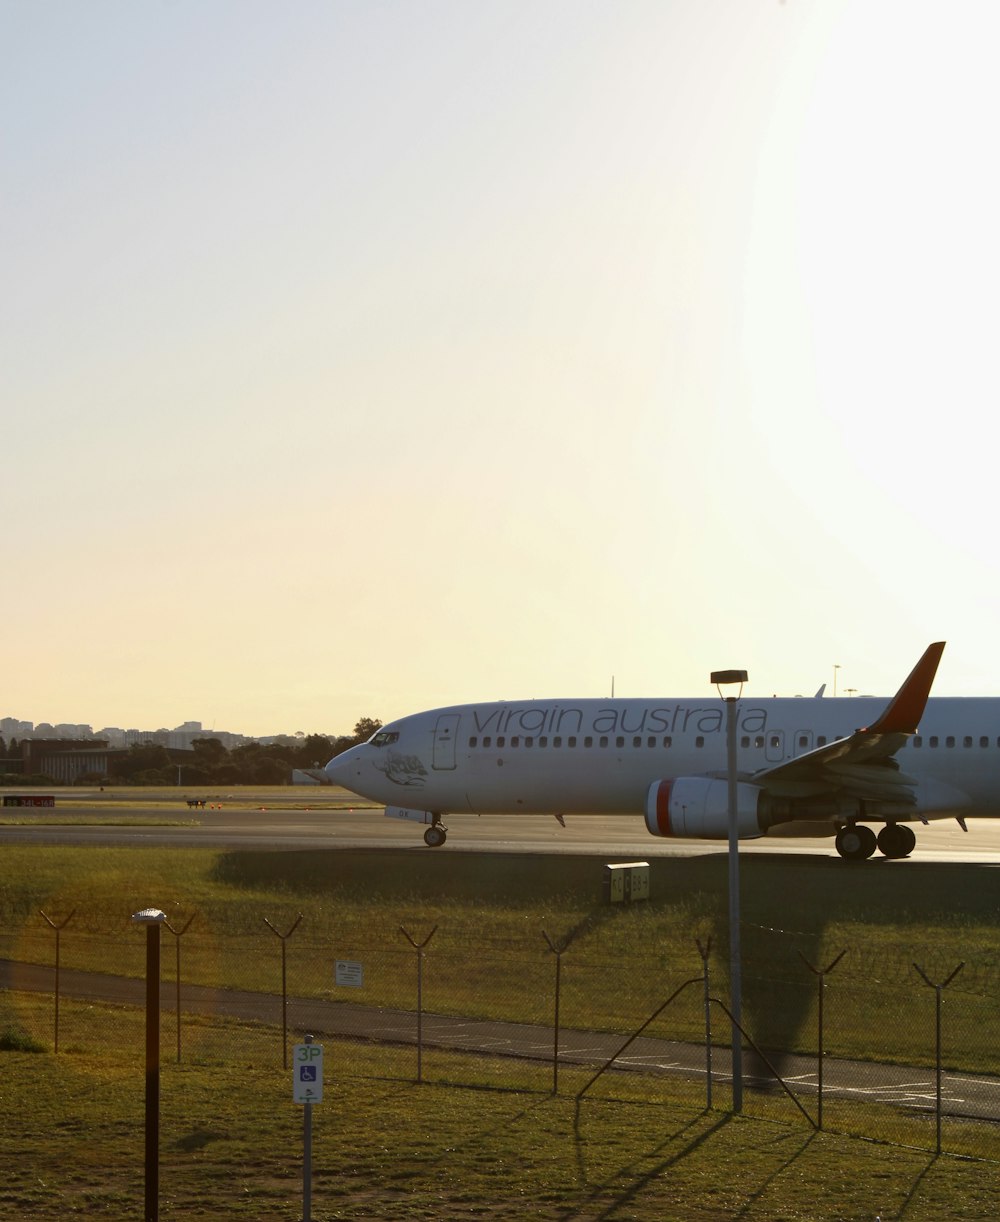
(752, 642, 946, 804)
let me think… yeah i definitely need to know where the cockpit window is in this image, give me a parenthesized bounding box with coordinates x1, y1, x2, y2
(370, 731, 399, 747)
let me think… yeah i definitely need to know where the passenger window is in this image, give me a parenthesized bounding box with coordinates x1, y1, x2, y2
(981, 737, 989, 748)
(568, 736, 577, 748)
(913, 736, 922, 748)
(525, 737, 533, 748)
(695, 736, 704, 748)
(964, 736, 973, 748)
(740, 736, 749, 748)
(615, 736, 625, 748)
(497, 736, 505, 748)
(946, 736, 955, 748)
(754, 736, 764, 749)
(929, 736, 938, 748)
(539, 736, 548, 748)
(553, 737, 562, 748)
(511, 736, 519, 748)
(469, 737, 478, 747)
(663, 736, 672, 748)
(817, 736, 827, 747)
(483, 737, 492, 748)
(633, 736, 642, 748)
(584, 736, 593, 748)
(647, 737, 655, 748)
(600, 736, 609, 748)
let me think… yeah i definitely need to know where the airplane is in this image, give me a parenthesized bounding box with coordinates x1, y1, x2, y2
(324, 641, 996, 859)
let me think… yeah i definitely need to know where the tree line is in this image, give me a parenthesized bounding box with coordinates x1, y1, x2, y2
(0, 718, 383, 787)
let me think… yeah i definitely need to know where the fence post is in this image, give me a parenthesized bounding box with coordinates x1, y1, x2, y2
(542, 929, 575, 1095)
(913, 960, 964, 1154)
(163, 914, 196, 1064)
(399, 925, 437, 1083)
(798, 949, 846, 1131)
(38, 909, 75, 1054)
(264, 914, 303, 1069)
(695, 937, 712, 1109)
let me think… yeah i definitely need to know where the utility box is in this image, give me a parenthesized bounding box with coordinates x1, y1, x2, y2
(603, 861, 650, 904)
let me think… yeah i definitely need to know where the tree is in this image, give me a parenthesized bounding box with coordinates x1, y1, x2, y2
(191, 737, 227, 761)
(352, 717, 383, 745)
(298, 734, 334, 766)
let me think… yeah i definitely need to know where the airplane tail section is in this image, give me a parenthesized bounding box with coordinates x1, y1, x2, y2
(864, 641, 945, 735)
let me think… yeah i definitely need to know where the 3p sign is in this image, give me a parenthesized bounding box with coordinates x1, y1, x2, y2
(293, 1042, 324, 1104)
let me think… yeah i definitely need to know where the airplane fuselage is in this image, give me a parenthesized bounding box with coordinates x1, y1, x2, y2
(326, 695, 1000, 820)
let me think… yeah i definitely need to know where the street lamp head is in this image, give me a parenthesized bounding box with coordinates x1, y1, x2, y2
(131, 908, 167, 924)
(711, 669, 748, 699)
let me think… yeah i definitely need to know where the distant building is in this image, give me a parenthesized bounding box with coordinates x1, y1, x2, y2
(19, 740, 116, 782)
(1, 717, 33, 737)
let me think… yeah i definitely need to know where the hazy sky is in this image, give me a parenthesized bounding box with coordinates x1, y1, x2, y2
(5, 1, 1000, 736)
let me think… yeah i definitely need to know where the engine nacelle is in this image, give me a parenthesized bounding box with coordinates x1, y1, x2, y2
(644, 778, 764, 840)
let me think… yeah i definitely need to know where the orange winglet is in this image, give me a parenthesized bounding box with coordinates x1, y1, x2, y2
(864, 642, 946, 735)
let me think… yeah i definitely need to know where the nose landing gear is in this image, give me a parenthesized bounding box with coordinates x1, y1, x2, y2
(423, 817, 447, 848)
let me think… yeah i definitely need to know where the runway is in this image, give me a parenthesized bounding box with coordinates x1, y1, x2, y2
(2, 790, 999, 862)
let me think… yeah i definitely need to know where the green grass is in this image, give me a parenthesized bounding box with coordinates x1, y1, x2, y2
(2, 836, 1000, 1219)
(1, 842, 998, 1074)
(0, 994, 997, 1220)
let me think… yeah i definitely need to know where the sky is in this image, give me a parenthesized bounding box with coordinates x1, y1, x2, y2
(5, 1, 1000, 737)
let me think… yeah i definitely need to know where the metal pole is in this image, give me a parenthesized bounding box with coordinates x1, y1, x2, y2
(264, 915, 302, 1069)
(400, 925, 437, 1084)
(725, 696, 743, 1113)
(132, 908, 166, 1222)
(542, 930, 569, 1095)
(164, 914, 195, 1064)
(696, 937, 713, 1109)
(303, 1034, 313, 1222)
(799, 950, 846, 1131)
(913, 962, 964, 1155)
(145, 924, 160, 1222)
(39, 909, 75, 1054)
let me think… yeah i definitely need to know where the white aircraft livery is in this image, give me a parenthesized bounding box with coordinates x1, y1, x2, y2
(324, 642, 997, 859)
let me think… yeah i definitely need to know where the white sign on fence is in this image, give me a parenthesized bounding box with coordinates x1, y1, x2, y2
(293, 1042, 324, 1104)
(335, 960, 364, 988)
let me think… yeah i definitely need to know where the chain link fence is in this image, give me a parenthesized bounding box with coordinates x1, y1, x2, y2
(1, 909, 997, 1162)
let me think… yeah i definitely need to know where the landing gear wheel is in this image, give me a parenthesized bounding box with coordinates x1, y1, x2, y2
(835, 824, 877, 861)
(424, 824, 447, 848)
(877, 823, 916, 859)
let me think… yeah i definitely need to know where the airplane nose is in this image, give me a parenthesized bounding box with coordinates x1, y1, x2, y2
(325, 747, 359, 786)
(324, 750, 354, 784)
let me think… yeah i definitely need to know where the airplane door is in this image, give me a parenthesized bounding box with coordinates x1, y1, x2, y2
(432, 714, 461, 770)
(793, 730, 813, 756)
(765, 730, 785, 763)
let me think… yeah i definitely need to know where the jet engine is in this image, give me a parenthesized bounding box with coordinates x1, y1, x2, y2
(644, 777, 765, 840)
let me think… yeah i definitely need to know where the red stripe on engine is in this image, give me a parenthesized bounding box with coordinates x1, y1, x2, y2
(656, 781, 673, 836)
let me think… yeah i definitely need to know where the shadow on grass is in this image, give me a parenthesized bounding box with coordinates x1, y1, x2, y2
(571, 1097, 732, 1218)
(211, 847, 999, 1078)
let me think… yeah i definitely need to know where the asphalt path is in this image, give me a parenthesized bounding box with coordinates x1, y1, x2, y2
(2, 798, 1000, 863)
(3, 957, 996, 1122)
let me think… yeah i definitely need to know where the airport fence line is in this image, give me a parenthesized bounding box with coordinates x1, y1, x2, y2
(0, 910, 998, 1163)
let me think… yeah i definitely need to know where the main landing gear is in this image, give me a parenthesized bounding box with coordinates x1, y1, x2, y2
(835, 822, 916, 861)
(423, 816, 447, 848)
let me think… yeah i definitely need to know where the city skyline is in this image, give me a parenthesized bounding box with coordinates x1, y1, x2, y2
(7, 2, 1000, 733)
(0, 715, 343, 749)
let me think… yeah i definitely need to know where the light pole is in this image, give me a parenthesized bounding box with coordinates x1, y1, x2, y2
(132, 907, 166, 1222)
(711, 668, 748, 1114)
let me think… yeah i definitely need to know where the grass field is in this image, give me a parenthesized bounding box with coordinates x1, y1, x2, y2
(2, 994, 999, 1221)
(1, 792, 999, 1217)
